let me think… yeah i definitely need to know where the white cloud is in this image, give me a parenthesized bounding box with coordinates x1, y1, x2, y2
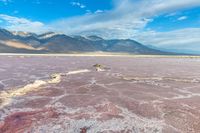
(165, 12, 179, 17)
(71, 2, 86, 9)
(0, 14, 48, 33)
(177, 16, 188, 21)
(95, 10, 104, 14)
(86, 10, 91, 14)
(134, 28, 200, 52)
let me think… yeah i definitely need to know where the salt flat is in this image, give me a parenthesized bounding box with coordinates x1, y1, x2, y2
(0, 55, 200, 133)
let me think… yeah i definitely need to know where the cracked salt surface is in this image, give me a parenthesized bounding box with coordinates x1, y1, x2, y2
(0, 69, 91, 109)
(31, 101, 164, 133)
(1, 56, 200, 133)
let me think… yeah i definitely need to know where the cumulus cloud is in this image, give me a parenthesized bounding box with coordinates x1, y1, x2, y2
(0, 14, 48, 33)
(71, 2, 86, 9)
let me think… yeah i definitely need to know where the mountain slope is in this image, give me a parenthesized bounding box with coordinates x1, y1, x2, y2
(0, 42, 46, 53)
(0, 28, 175, 55)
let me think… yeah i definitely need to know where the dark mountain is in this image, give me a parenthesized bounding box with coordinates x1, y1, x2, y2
(0, 29, 14, 40)
(0, 28, 175, 54)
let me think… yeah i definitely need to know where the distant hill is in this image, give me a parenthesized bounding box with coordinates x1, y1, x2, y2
(0, 28, 175, 55)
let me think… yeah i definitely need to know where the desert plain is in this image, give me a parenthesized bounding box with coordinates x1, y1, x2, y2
(0, 54, 200, 133)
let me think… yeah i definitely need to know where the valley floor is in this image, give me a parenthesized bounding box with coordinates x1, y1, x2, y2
(0, 55, 200, 133)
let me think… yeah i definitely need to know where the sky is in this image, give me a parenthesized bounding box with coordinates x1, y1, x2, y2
(0, 0, 200, 53)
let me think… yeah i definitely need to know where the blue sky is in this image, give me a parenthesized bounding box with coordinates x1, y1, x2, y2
(0, 0, 200, 53)
(0, 0, 112, 22)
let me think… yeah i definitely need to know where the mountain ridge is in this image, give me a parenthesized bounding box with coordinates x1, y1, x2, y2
(0, 28, 176, 55)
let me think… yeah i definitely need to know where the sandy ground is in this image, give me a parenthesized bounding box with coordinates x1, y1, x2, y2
(0, 55, 200, 133)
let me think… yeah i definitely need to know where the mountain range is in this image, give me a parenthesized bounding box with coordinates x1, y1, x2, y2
(0, 28, 175, 55)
